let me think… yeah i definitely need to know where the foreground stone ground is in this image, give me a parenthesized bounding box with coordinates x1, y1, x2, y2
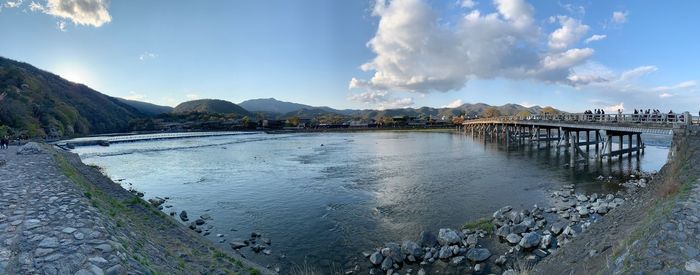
(0, 145, 273, 275)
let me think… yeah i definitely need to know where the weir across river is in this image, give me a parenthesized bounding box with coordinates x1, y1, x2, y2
(462, 112, 694, 166)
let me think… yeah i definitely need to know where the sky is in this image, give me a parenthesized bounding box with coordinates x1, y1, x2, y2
(0, 0, 698, 113)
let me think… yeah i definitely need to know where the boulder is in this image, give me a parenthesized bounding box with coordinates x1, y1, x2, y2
(195, 219, 206, 226)
(438, 228, 461, 245)
(401, 241, 423, 258)
(451, 256, 465, 265)
(17, 142, 43, 155)
(540, 234, 552, 249)
(551, 222, 566, 235)
(496, 225, 511, 238)
(518, 232, 541, 249)
(369, 252, 384, 265)
(179, 211, 189, 222)
(466, 248, 491, 262)
(511, 224, 528, 235)
(505, 234, 521, 245)
(495, 255, 507, 265)
(419, 231, 438, 247)
(380, 257, 393, 271)
(384, 242, 404, 263)
(230, 241, 248, 249)
(438, 246, 453, 259)
(465, 234, 478, 246)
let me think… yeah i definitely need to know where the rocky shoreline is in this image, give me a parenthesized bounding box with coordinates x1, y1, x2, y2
(360, 172, 656, 275)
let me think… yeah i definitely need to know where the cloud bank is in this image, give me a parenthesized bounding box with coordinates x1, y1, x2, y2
(348, 0, 695, 109)
(28, 0, 111, 29)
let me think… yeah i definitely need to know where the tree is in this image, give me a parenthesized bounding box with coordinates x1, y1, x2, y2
(541, 107, 558, 115)
(483, 107, 501, 118)
(517, 111, 532, 119)
(452, 116, 465, 125)
(287, 116, 301, 127)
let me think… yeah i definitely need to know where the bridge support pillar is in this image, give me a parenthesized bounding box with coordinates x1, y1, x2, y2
(606, 133, 612, 161)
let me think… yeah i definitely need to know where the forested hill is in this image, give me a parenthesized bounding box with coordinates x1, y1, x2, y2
(0, 56, 144, 138)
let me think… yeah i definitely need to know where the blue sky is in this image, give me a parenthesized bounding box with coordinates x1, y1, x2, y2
(0, 0, 698, 113)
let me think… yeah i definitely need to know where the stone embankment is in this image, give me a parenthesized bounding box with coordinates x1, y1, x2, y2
(0, 143, 273, 275)
(535, 127, 700, 274)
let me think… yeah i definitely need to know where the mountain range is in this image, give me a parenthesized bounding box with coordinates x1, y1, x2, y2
(0, 56, 556, 138)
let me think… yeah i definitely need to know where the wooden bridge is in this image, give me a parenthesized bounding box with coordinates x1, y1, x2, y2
(462, 112, 693, 165)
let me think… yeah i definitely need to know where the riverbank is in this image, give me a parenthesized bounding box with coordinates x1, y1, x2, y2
(534, 127, 700, 274)
(0, 143, 274, 274)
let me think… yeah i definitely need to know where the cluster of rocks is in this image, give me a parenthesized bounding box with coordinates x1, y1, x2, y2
(230, 232, 272, 256)
(147, 196, 168, 209)
(175, 211, 215, 235)
(492, 205, 558, 268)
(364, 228, 492, 274)
(16, 142, 43, 155)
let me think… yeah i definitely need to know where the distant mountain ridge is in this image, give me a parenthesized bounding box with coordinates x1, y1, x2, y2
(173, 99, 251, 116)
(238, 98, 552, 120)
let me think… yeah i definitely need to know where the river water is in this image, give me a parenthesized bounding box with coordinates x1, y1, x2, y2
(71, 131, 670, 272)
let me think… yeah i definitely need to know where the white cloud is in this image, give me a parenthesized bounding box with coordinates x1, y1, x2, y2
(28, 1, 43, 11)
(611, 11, 628, 24)
(603, 102, 624, 112)
(559, 3, 585, 16)
(619, 65, 656, 81)
(351, 0, 597, 96)
(30, 0, 111, 28)
(548, 16, 589, 50)
(520, 101, 535, 108)
(461, 0, 476, 8)
(348, 90, 414, 110)
(56, 20, 66, 31)
(651, 80, 697, 92)
(4, 0, 23, 8)
(659, 93, 673, 98)
(139, 52, 158, 61)
(584, 34, 606, 44)
(443, 99, 464, 108)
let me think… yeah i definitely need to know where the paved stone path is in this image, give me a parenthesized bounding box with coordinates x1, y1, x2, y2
(618, 180, 700, 274)
(0, 146, 126, 275)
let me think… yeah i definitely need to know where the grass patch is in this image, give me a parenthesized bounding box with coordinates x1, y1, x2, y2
(462, 217, 494, 233)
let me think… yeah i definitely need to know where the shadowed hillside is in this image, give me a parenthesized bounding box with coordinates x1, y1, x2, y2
(0, 56, 144, 138)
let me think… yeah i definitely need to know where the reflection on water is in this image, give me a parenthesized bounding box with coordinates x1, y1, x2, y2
(72, 131, 670, 272)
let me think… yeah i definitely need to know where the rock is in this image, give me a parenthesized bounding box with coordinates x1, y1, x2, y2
(370, 252, 384, 265)
(418, 268, 426, 275)
(230, 241, 249, 249)
(576, 194, 588, 202)
(200, 214, 212, 220)
(503, 270, 517, 275)
(105, 265, 123, 275)
(195, 219, 206, 226)
(148, 198, 165, 207)
(505, 234, 521, 245)
(540, 234, 552, 249)
(520, 218, 536, 229)
(551, 222, 566, 235)
(686, 259, 700, 273)
(465, 234, 478, 247)
(466, 248, 491, 262)
(495, 255, 507, 265)
(384, 242, 404, 263)
(179, 211, 189, 221)
(438, 228, 462, 245)
(251, 244, 266, 253)
(38, 237, 59, 248)
(438, 246, 453, 259)
(62, 227, 77, 234)
(474, 263, 482, 272)
(17, 142, 43, 155)
(511, 224, 528, 235)
(401, 240, 423, 258)
(496, 225, 511, 238)
(89, 256, 108, 264)
(95, 244, 113, 253)
(261, 237, 271, 245)
(251, 231, 261, 238)
(380, 257, 393, 271)
(451, 256, 465, 265)
(518, 232, 541, 249)
(419, 231, 438, 247)
(508, 211, 523, 224)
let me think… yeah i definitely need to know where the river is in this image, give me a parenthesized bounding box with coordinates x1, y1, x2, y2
(71, 131, 670, 272)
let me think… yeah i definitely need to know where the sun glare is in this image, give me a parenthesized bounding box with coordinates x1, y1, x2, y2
(54, 63, 94, 87)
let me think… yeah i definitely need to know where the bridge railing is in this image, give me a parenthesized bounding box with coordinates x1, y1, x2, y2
(465, 112, 693, 125)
